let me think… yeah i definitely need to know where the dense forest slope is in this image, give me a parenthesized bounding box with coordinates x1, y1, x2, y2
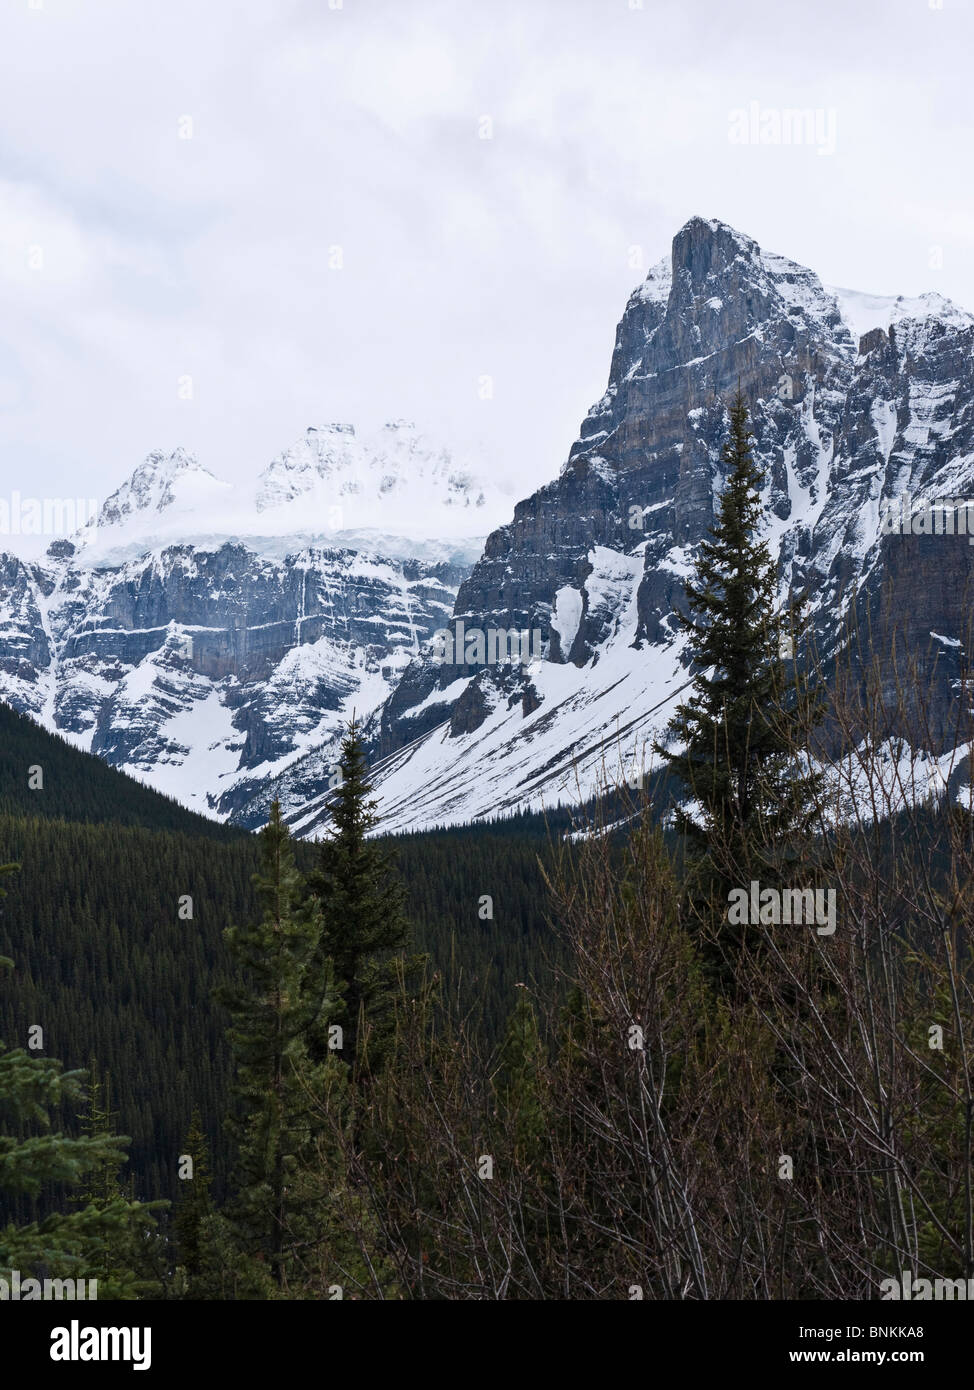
(0, 711, 560, 1200)
(0, 700, 245, 837)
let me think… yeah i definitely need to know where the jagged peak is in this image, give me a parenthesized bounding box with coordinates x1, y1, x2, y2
(664, 219, 974, 339)
(674, 213, 756, 246)
(98, 448, 218, 522)
(306, 422, 355, 437)
(670, 215, 761, 276)
(619, 217, 844, 347)
(131, 446, 205, 483)
(251, 420, 508, 536)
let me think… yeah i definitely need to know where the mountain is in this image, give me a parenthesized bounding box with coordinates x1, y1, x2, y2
(0, 423, 507, 823)
(3, 218, 972, 836)
(66, 419, 506, 569)
(279, 216, 974, 835)
(0, 697, 244, 836)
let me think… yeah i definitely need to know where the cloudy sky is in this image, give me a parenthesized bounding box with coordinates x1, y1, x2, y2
(1, 0, 973, 511)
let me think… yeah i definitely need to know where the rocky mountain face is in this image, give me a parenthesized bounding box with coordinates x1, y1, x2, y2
(2, 217, 972, 835)
(0, 423, 497, 822)
(282, 216, 974, 835)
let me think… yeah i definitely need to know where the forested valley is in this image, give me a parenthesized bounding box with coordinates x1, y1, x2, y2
(3, 398, 974, 1303)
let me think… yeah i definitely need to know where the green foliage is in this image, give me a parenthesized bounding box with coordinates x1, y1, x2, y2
(655, 389, 823, 876)
(304, 721, 423, 1071)
(69, 1058, 166, 1297)
(0, 698, 572, 1280)
(219, 802, 344, 1289)
(0, 700, 244, 838)
(494, 992, 546, 1161)
(0, 865, 160, 1298)
(0, 813, 256, 1203)
(0, 808, 558, 1207)
(170, 1108, 213, 1292)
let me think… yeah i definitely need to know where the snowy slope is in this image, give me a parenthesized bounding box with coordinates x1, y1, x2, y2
(278, 216, 974, 836)
(4, 217, 974, 836)
(830, 287, 973, 342)
(0, 422, 497, 822)
(59, 422, 510, 571)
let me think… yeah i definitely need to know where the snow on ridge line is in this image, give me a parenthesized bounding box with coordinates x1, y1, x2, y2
(56, 527, 493, 572)
(829, 286, 974, 342)
(3, 422, 516, 565)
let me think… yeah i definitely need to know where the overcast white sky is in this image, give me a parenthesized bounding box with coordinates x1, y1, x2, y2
(1, 0, 973, 509)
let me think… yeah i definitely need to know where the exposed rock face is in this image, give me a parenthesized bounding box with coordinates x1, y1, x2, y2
(0, 539, 466, 821)
(0, 553, 51, 698)
(0, 428, 483, 824)
(3, 218, 972, 835)
(309, 216, 974, 834)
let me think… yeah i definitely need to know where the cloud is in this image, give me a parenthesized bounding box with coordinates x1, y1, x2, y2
(0, 0, 971, 510)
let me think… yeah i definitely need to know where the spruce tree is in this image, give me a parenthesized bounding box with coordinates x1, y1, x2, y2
(74, 1060, 122, 1211)
(655, 389, 823, 883)
(304, 720, 420, 1071)
(494, 991, 546, 1163)
(219, 801, 342, 1291)
(71, 1060, 166, 1297)
(0, 864, 159, 1298)
(171, 1107, 213, 1288)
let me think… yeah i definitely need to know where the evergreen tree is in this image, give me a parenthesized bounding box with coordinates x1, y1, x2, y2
(167, 1116, 269, 1301)
(171, 1107, 213, 1288)
(494, 991, 546, 1162)
(0, 862, 159, 1298)
(219, 802, 342, 1291)
(304, 720, 421, 1071)
(655, 389, 823, 882)
(71, 1060, 166, 1297)
(73, 1060, 122, 1211)
(0, 803, 561, 1206)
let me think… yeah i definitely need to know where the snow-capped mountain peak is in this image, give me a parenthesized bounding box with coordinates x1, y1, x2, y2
(96, 448, 218, 527)
(32, 420, 513, 571)
(5, 216, 973, 837)
(309, 214, 974, 834)
(67, 449, 234, 566)
(253, 421, 497, 537)
(829, 286, 974, 342)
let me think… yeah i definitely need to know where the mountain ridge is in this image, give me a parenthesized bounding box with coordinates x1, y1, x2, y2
(2, 215, 972, 834)
(282, 214, 974, 834)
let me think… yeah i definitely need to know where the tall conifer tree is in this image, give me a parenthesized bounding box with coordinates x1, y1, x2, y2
(494, 991, 546, 1163)
(0, 866, 158, 1299)
(304, 721, 419, 1071)
(655, 389, 823, 881)
(171, 1107, 213, 1285)
(220, 802, 342, 1289)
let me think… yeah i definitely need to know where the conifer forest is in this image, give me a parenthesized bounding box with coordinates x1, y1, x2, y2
(1, 0, 971, 1369)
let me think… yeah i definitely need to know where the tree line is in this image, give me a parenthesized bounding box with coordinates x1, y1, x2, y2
(3, 390, 974, 1297)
